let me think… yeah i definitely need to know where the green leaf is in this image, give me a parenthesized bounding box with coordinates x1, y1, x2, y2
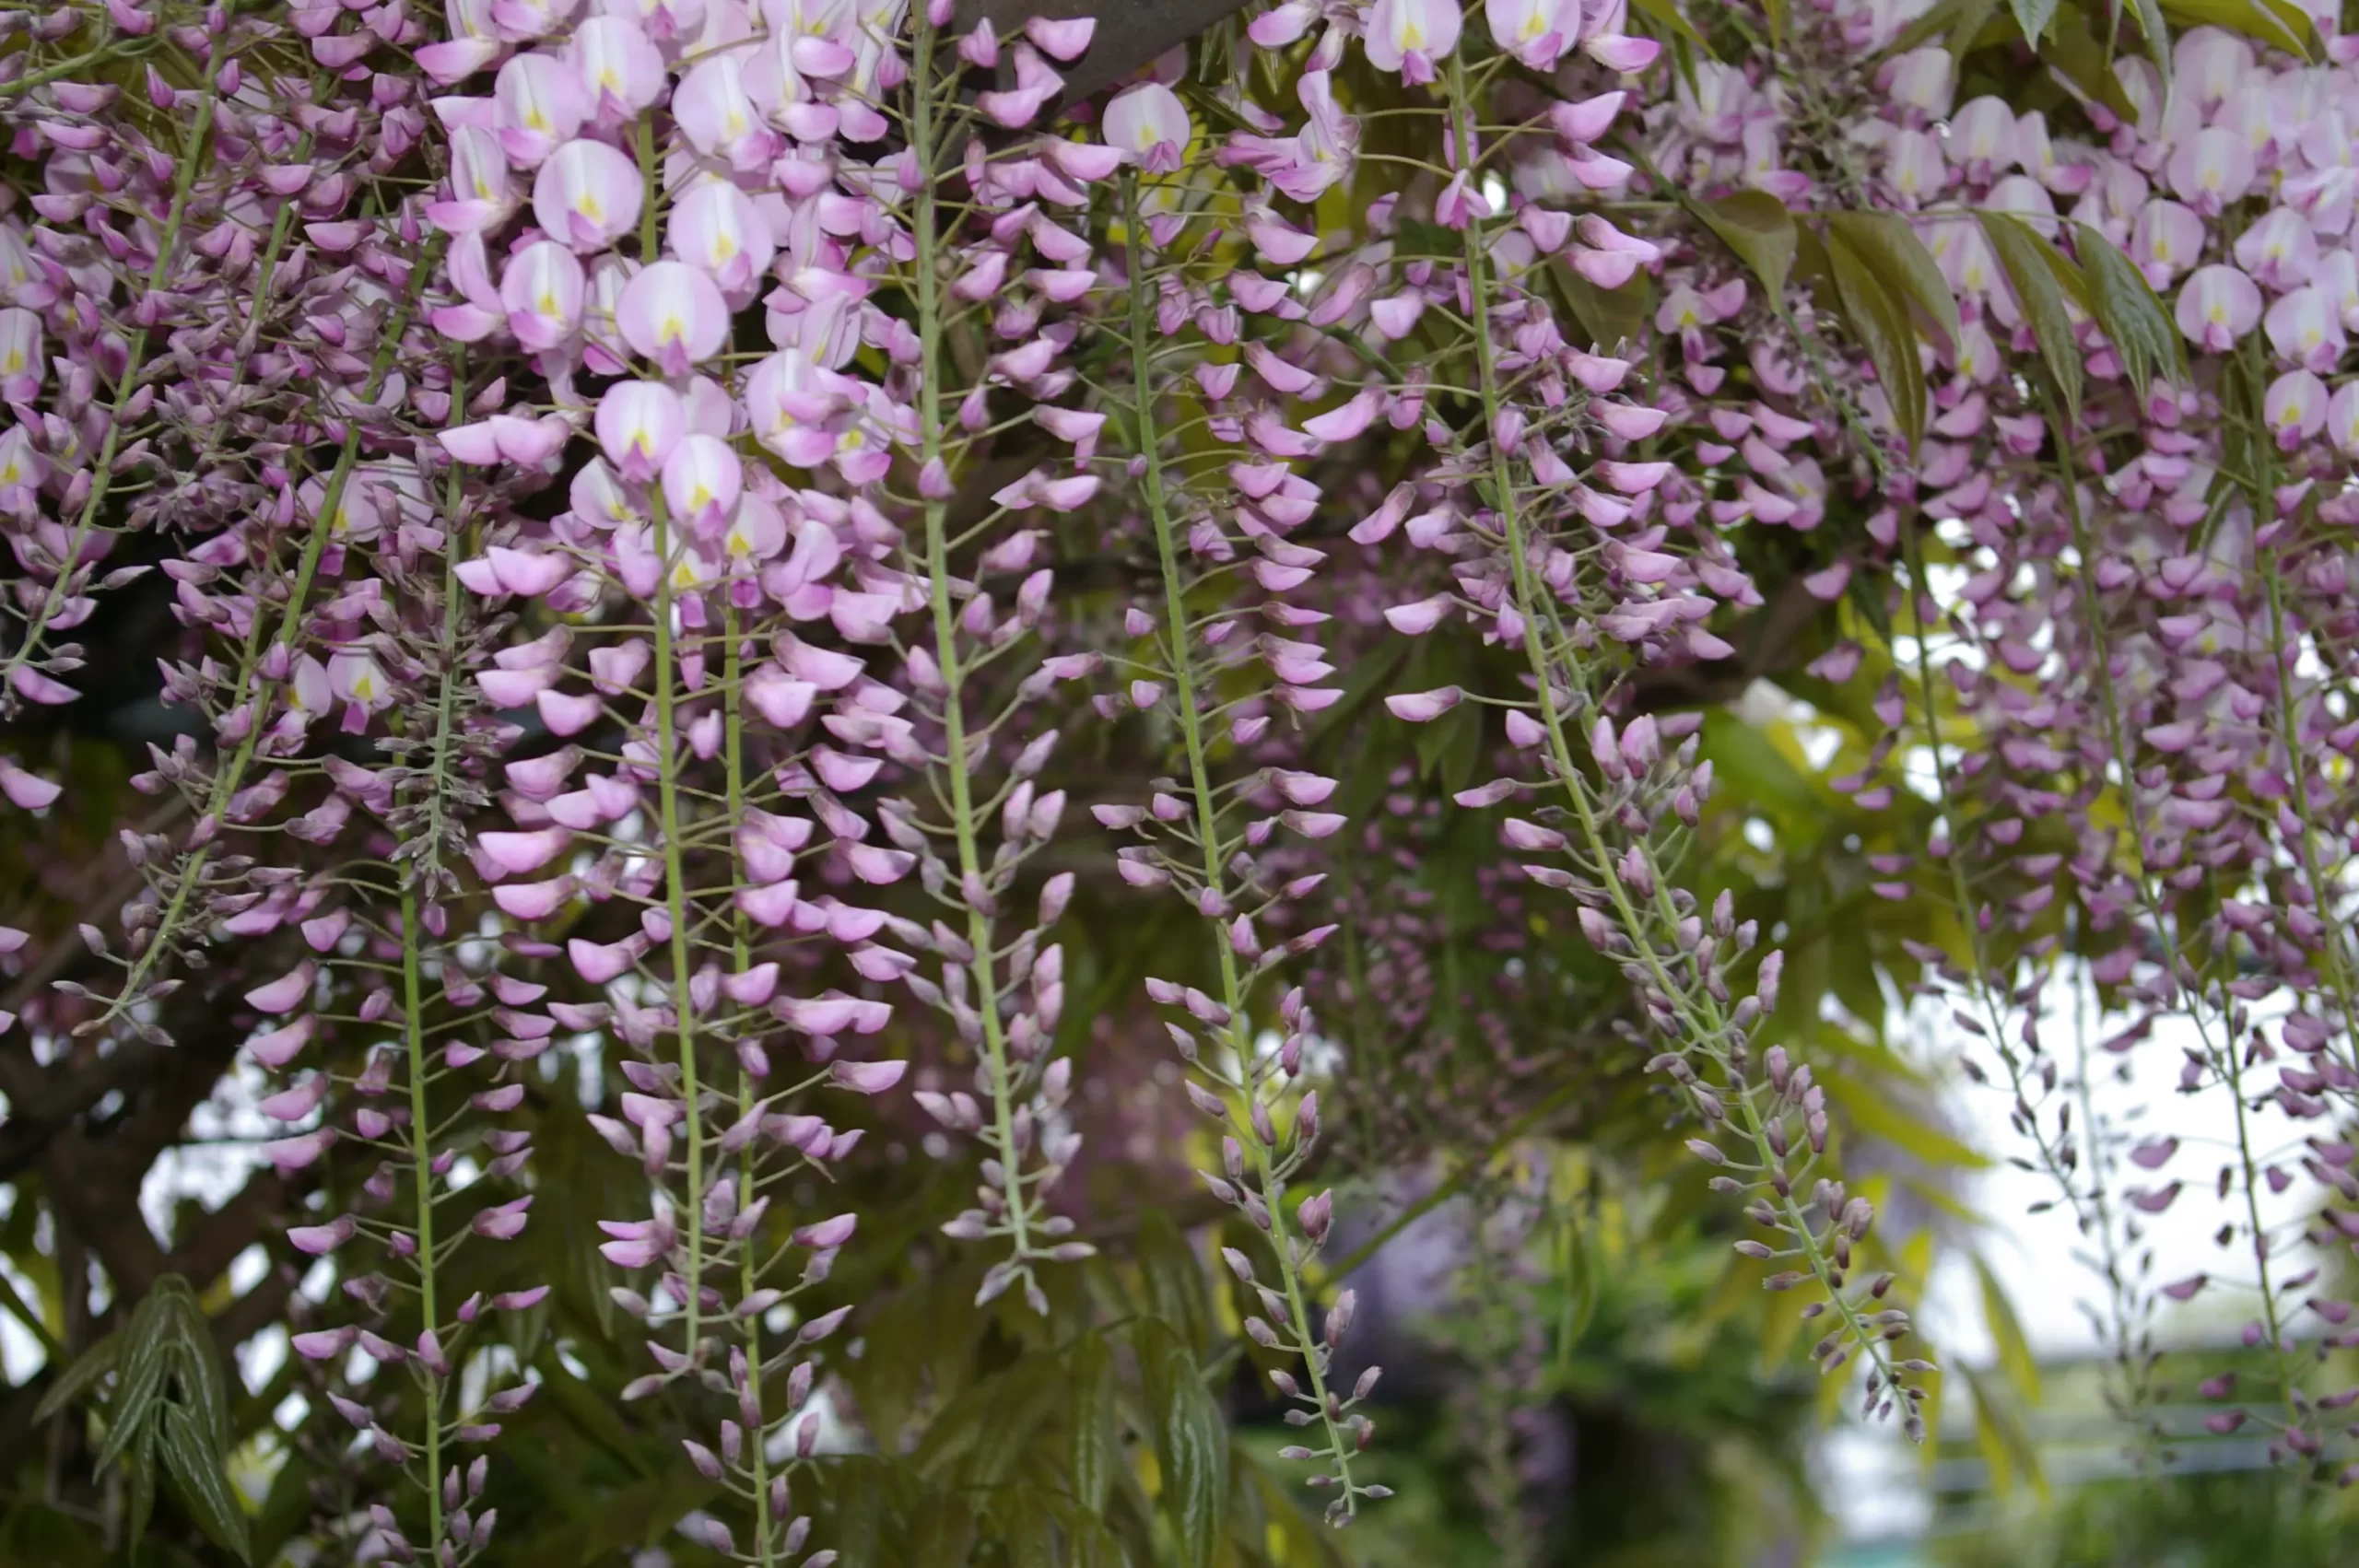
(1890, 0, 2001, 55)
(155, 1279, 230, 1455)
(2008, 0, 2057, 43)
(2161, 0, 2316, 59)
(1977, 1255, 2042, 1404)
(31, 1329, 121, 1426)
(1825, 210, 1959, 353)
(1068, 1334, 1119, 1515)
(1552, 1209, 1598, 1382)
(1825, 234, 1927, 451)
(1692, 191, 1796, 306)
(531, 1344, 655, 1477)
(964, 1357, 1068, 1488)
(998, 1491, 1059, 1568)
(1548, 255, 1649, 352)
(1816, 1067, 1991, 1169)
(2073, 220, 2186, 392)
(1133, 1211, 1214, 1359)
(907, 1494, 979, 1566)
(1414, 695, 1481, 795)
(121, 1422, 158, 1557)
(1135, 1320, 1227, 1568)
(158, 1403, 252, 1563)
(1962, 1361, 2048, 1500)
(1978, 212, 2083, 410)
(2126, 0, 2175, 91)
(94, 1293, 175, 1469)
(1627, 0, 1715, 55)
(2036, 19, 2138, 120)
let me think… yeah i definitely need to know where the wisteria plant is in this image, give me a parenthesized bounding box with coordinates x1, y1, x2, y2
(6, 0, 2359, 1562)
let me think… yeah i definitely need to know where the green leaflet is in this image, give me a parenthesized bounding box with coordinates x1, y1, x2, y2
(1626, 0, 1715, 55)
(1133, 1210, 1215, 1359)
(1553, 1207, 1599, 1383)
(1978, 1254, 2043, 1405)
(1825, 210, 1959, 354)
(1135, 1319, 1227, 1568)
(1691, 191, 1797, 306)
(907, 1492, 980, 1565)
(2126, 0, 2176, 92)
(1549, 253, 1650, 353)
(158, 1402, 251, 1563)
(1068, 1333, 1120, 1515)
(1816, 1066, 1993, 1170)
(2160, 0, 2317, 60)
(126, 1425, 157, 1552)
(36, 1277, 252, 1562)
(2073, 220, 2187, 392)
(1889, 0, 2001, 56)
(1963, 1360, 2049, 1499)
(2008, 0, 2058, 43)
(1978, 212, 2084, 411)
(30, 1329, 120, 1426)
(1826, 228, 1929, 451)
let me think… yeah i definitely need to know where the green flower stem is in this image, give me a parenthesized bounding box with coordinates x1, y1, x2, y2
(722, 598, 778, 1568)
(912, 10, 1032, 1270)
(398, 881, 444, 1551)
(1123, 171, 1363, 1516)
(651, 490, 709, 1360)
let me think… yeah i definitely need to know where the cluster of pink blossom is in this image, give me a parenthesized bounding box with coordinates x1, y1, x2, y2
(18, 0, 2359, 1552)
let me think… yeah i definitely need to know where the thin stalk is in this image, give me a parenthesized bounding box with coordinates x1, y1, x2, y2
(722, 599, 777, 1567)
(651, 491, 709, 1359)
(4, 93, 215, 700)
(390, 352, 475, 1546)
(911, 11, 1031, 1268)
(1446, 53, 1900, 1399)
(1123, 171, 1361, 1514)
(398, 883, 444, 1550)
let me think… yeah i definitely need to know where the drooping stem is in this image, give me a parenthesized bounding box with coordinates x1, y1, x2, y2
(94, 242, 435, 1034)
(910, 10, 1031, 1270)
(398, 883, 444, 1551)
(1123, 171, 1360, 1515)
(651, 491, 708, 1359)
(722, 598, 777, 1568)
(4, 92, 215, 698)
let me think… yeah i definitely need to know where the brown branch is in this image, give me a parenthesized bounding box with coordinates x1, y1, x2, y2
(965, 0, 1255, 110)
